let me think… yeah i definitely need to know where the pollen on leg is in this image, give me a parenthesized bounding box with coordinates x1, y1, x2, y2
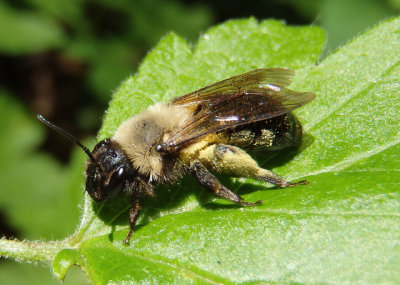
(198, 144, 260, 177)
(198, 143, 305, 188)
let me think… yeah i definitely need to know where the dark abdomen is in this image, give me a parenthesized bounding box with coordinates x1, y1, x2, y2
(225, 113, 302, 151)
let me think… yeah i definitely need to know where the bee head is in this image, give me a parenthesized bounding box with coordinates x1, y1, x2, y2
(37, 115, 134, 202)
(86, 139, 132, 202)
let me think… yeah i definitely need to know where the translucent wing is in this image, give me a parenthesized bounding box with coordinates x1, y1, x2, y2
(161, 68, 315, 153)
(172, 68, 294, 107)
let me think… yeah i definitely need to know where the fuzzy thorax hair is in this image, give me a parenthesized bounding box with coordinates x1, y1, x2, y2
(112, 103, 190, 181)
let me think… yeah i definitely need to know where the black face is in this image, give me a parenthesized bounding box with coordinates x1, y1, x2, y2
(85, 139, 134, 202)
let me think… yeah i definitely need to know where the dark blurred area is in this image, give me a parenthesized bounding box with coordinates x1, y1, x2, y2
(0, 0, 397, 284)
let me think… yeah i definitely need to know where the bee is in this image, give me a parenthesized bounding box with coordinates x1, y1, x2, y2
(38, 68, 315, 244)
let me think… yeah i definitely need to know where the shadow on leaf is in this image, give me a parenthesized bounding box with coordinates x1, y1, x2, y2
(90, 135, 313, 236)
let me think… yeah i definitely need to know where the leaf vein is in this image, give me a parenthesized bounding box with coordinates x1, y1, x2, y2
(297, 139, 400, 178)
(306, 60, 400, 132)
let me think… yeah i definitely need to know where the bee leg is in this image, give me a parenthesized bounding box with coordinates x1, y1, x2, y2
(124, 189, 142, 244)
(199, 144, 307, 188)
(191, 160, 262, 206)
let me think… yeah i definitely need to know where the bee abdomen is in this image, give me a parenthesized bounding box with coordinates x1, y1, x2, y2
(227, 113, 302, 151)
(228, 128, 274, 150)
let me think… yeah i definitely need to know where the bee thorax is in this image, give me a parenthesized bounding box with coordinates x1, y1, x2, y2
(112, 103, 190, 181)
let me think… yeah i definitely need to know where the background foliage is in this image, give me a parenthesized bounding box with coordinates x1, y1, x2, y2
(0, 0, 398, 284)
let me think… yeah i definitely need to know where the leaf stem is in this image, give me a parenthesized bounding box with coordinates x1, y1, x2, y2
(0, 238, 64, 264)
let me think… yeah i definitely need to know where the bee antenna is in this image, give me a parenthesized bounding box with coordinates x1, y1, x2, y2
(37, 114, 96, 163)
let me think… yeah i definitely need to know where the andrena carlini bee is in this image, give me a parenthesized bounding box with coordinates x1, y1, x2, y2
(38, 68, 314, 243)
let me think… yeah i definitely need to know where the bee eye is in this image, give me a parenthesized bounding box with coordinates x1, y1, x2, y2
(110, 167, 124, 182)
(106, 167, 126, 195)
(116, 167, 124, 177)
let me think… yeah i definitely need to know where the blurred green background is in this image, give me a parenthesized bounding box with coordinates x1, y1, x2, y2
(0, 0, 398, 284)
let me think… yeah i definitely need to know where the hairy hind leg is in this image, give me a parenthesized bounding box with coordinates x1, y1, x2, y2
(198, 144, 307, 187)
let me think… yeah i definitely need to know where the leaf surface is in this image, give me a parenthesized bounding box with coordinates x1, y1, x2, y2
(74, 17, 398, 284)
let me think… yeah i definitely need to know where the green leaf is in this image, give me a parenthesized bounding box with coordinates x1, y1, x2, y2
(3, 17, 400, 284)
(24, 0, 84, 25)
(0, 92, 88, 284)
(319, 0, 397, 52)
(52, 249, 83, 280)
(0, 260, 87, 285)
(0, 2, 66, 54)
(0, 93, 84, 240)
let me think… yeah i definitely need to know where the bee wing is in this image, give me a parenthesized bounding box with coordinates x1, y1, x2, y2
(172, 68, 294, 107)
(163, 68, 315, 152)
